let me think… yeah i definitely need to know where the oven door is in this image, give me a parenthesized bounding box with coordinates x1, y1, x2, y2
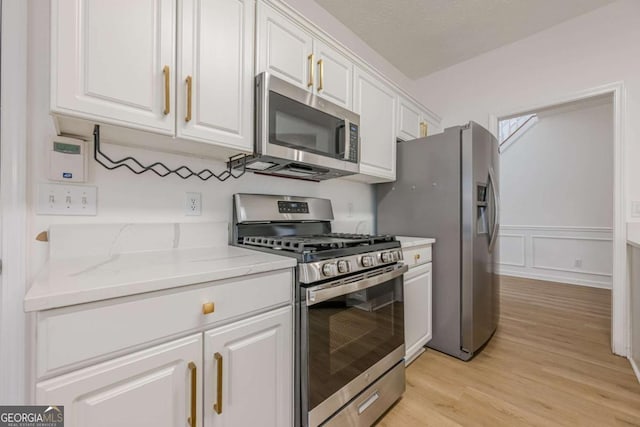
(302, 264, 407, 426)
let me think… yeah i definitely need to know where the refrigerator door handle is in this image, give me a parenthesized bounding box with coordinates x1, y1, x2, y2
(488, 166, 500, 253)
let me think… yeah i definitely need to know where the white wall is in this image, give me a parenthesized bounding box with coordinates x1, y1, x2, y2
(25, 0, 418, 282)
(502, 98, 613, 227)
(414, 0, 640, 222)
(498, 98, 614, 288)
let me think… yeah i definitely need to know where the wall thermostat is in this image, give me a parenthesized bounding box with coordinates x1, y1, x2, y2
(48, 136, 87, 182)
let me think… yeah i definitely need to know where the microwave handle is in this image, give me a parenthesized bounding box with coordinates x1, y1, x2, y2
(306, 264, 408, 306)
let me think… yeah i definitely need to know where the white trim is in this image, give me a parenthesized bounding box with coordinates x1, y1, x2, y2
(489, 81, 627, 357)
(631, 357, 640, 385)
(500, 225, 613, 233)
(0, 0, 28, 403)
(497, 270, 613, 289)
(499, 234, 526, 267)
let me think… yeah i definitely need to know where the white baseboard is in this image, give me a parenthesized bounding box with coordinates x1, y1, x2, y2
(497, 268, 612, 289)
(630, 357, 640, 385)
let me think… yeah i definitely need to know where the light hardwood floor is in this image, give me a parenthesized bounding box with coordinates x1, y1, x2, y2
(377, 276, 640, 426)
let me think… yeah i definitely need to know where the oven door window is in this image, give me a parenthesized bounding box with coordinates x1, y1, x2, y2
(269, 92, 346, 159)
(307, 277, 404, 410)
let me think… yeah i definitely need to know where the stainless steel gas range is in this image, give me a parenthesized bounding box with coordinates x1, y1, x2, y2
(233, 194, 407, 427)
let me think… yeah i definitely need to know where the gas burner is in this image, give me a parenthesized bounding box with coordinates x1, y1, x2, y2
(241, 233, 395, 253)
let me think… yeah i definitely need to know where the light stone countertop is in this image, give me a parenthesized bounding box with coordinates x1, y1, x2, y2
(24, 222, 296, 312)
(396, 236, 436, 248)
(24, 245, 296, 312)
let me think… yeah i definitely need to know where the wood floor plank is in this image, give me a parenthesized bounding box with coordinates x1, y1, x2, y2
(377, 276, 640, 426)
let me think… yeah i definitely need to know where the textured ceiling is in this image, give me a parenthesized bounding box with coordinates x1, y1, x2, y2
(314, 0, 617, 79)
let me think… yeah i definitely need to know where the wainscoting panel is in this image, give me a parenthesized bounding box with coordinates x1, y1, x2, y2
(497, 226, 613, 288)
(499, 234, 526, 267)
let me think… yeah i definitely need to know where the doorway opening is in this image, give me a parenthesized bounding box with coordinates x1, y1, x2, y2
(490, 84, 625, 356)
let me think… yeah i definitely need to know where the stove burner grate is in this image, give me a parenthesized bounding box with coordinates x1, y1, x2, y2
(241, 233, 394, 253)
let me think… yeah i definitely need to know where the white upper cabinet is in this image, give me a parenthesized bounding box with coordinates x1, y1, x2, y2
(52, 0, 255, 155)
(51, 0, 176, 134)
(256, 2, 353, 109)
(177, 0, 254, 151)
(313, 40, 353, 109)
(397, 96, 423, 141)
(256, 2, 313, 90)
(398, 95, 440, 141)
(354, 66, 397, 182)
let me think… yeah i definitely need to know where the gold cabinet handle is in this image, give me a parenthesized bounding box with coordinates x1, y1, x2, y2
(185, 76, 192, 122)
(414, 254, 421, 262)
(188, 362, 197, 427)
(202, 302, 215, 315)
(163, 65, 171, 115)
(213, 352, 223, 414)
(317, 59, 324, 92)
(420, 121, 428, 137)
(307, 54, 314, 88)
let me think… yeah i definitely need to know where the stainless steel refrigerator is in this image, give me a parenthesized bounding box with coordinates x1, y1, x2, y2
(376, 121, 500, 361)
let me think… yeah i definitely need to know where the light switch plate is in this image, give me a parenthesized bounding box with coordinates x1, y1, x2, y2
(37, 183, 97, 215)
(632, 201, 640, 218)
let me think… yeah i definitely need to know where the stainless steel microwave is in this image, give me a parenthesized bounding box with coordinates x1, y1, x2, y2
(231, 72, 360, 181)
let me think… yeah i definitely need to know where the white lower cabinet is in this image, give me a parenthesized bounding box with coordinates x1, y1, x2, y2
(33, 269, 294, 427)
(204, 306, 292, 427)
(36, 334, 203, 427)
(404, 263, 432, 364)
(400, 240, 434, 365)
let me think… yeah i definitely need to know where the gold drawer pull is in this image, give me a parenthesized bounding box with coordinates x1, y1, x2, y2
(185, 75, 193, 122)
(202, 302, 215, 315)
(188, 362, 197, 427)
(307, 54, 314, 88)
(163, 65, 170, 115)
(317, 59, 324, 91)
(414, 254, 421, 262)
(213, 352, 223, 414)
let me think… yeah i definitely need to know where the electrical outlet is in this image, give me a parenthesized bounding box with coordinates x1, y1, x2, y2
(347, 202, 354, 218)
(185, 192, 202, 216)
(574, 258, 583, 268)
(37, 183, 97, 215)
(632, 201, 640, 218)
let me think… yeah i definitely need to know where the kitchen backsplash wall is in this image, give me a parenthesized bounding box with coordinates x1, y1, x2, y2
(26, 1, 377, 283)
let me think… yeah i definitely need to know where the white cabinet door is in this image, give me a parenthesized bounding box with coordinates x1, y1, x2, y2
(354, 67, 397, 182)
(397, 96, 422, 141)
(177, 0, 254, 151)
(51, 0, 176, 134)
(313, 40, 353, 109)
(404, 263, 432, 364)
(36, 334, 202, 427)
(256, 2, 313, 90)
(204, 306, 292, 427)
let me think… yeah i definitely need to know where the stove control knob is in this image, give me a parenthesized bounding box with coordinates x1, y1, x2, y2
(395, 250, 403, 261)
(322, 263, 337, 277)
(337, 260, 349, 273)
(361, 256, 374, 268)
(381, 252, 393, 263)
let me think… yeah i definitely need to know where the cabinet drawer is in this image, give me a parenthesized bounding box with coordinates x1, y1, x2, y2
(402, 245, 432, 267)
(36, 269, 293, 378)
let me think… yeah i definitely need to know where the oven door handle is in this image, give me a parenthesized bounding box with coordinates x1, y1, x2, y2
(306, 264, 408, 306)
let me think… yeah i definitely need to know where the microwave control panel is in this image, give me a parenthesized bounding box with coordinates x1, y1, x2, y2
(348, 124, 359, 162)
